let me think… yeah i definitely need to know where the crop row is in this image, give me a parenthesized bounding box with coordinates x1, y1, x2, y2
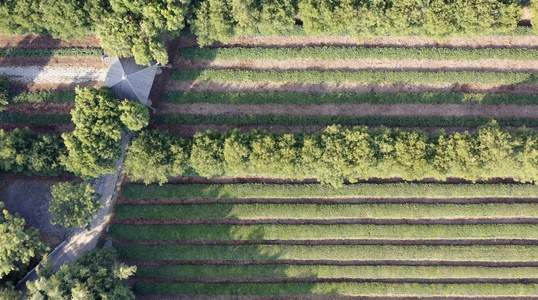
(116, 244, 538, 261)
(171, 69, 538, 85)
(154, 114, 538, 127)
(135, 282, 538, 296)
(178, 46, 538, 61)
(122, 184, 538, 200)
(0, 113, 71, 124)
(10, 91, 75, 103)
(162, 92, 538, 105)
(0, 48, 103, 58)
(109, 224, 538, 241)
(135, 264, 538, 280)
(114, 203, 538, 220)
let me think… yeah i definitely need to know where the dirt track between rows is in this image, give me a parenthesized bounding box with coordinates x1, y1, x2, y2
(4, 102, 74, 114)
(157, 103, 538, 119)
(175, 58, 538, 73)
(0, 123, 74, 134)
(0, 57, 109, 68)
(178, 35, 538, 49)
(166, 80, 538, 95)
(0, 34, 101, 49)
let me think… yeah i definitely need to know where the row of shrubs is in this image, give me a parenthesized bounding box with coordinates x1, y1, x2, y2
(124, 121, 538, 187)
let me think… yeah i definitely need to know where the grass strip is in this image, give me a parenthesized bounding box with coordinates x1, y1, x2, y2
(153, 115, 538, 127)
(162, 92, 538, 105)
(122, 183, 538, 199)
(135, 282, 538, 296)
(10, 91, 76, 103)
(114, 203, 538, 220)
(116, 244, 538, 261)
(0, 113, 71, 124)
(171, 69, 538, 85)
(179, 47, 538, 61)
(137, 264, 538, 279)
(0, 48, 103, 58)
(109, 224, 538, 241)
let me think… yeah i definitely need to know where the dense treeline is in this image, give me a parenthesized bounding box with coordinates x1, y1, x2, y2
(125, 122, 538, 186)
(0, 0, 529, 60)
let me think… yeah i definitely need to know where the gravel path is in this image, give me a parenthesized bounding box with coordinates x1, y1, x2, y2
(0, 66, 108, 84)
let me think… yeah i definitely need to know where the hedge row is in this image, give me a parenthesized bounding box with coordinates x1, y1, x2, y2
(136, 264, 538, 280)
(124, 123, 538, 186)
(179, 47, 538, 61)
(171, 69, 538, 85)
(0, 113, 71, 124)
(0, 127, 66, 175)
(114, 203, 538, 220)
(0, 48, 103, 58)
(135, 282, 538, 296)
(10, 91, 76, 103)
(154, 115, 538, 127)
(162, 92, 538, 105)
(109, 224, 538, 241)
(122, 183, 538, 200)
(116, 244, 538, 261)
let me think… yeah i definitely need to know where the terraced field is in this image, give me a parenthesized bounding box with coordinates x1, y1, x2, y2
(110, 183, 538, 298)
(158, 35, 538, 136)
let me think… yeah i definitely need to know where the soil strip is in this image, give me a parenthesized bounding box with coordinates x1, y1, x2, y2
(157, 103, 538, 119)
(0, 123, 74, 134)
(166, 80, 538, 95)
(0, 34, 101, 49)
(0, 57, 109, 68)
(4, 102, 74, 115)
(174, 58, 538, 73)
(178, 35, 538, 49)
(10, 81, 103, 92)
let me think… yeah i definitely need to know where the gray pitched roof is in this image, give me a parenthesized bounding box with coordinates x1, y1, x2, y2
(104, 57, 159, 105)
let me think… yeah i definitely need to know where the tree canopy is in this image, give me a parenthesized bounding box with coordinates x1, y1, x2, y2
(49, 182, 103, 230)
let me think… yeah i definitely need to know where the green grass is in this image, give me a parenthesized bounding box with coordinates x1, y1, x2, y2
(0, 113, 71, 124)
(114, 203, 538, 220)
(153, 114, 538, 127)
(162, 92, 538, 105)
(109, 224, 538, 241)
(116, 244, 538, 261)
(0, 48, 103, 58)
(179, 46, 538, 61)
(136, 264, 538, 279)
(122, 183, 538, 199)
(10, 91, 76, 103)
(135, 282, 538, 296)
(171, 69, 538, 85)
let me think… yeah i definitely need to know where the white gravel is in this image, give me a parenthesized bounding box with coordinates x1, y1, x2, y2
(0, 66, 108, 84)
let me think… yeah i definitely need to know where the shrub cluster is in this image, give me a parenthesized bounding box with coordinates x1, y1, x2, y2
(125, 122, 538, 186)
(0, 127, 66, 175)
(0, 48, 103, 58)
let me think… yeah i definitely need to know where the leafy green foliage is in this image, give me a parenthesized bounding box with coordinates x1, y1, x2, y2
(124, 130, 189, 185)
(0, 0, 43, 35)
(26, 247, 136, 300)
(0, 283, 20, 300)
(119, 100, 150, 131)
(40, 0, 93, 40)
(93, 0, 190, 65)
(62, 87, 122, 178)
(0, 203, 48, 279)
(532, 0, 538, 34)
(0, 127, 66, 175)
(0, 75, 9, 112)
(11, 91, 76, 103)
(49, 182, 103, 230)
(172, 69, 538, 85)
(0, 48, 103, 58)
(125, 123, 538, 186)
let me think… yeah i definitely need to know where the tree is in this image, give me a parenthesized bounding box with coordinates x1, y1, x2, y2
(124, 130, 189, 185)
(49, 182, 102, 230)
(0, 284, 20, 300)
(0, 203, 48, 279)
(189, 130, 226, 177)
(62, 87, 123, 178)
(119, 100, 150, 131)
(40, 0, 93, 41)
(26, 247, 136, 300)
(0, 75, 9, 112)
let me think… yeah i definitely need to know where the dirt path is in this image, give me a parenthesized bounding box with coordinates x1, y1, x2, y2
(0, 123, 74, 134)
(4, 102, 75, 114)
(166, 80, 538, 95)
(0, 34, 101, 49)
(175, 58, 538, 73)
(11, 81, 103, 92)
(0, 57, 109, 68)
(158, 103, 538, 119)
(178, 35, 538, 49)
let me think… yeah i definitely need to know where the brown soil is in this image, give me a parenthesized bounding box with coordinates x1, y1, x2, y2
(4, 102, 75, 114)
(10, 81, 103, 92)
(178, 35, 538, 49)
(0, 34, 101, 49)
(166, 80, 538, 95)
(157, 103, 538, 119)
(0, 57, 109, 68)
(175, 58, 538, 73)
(0, 123, 74, 134)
